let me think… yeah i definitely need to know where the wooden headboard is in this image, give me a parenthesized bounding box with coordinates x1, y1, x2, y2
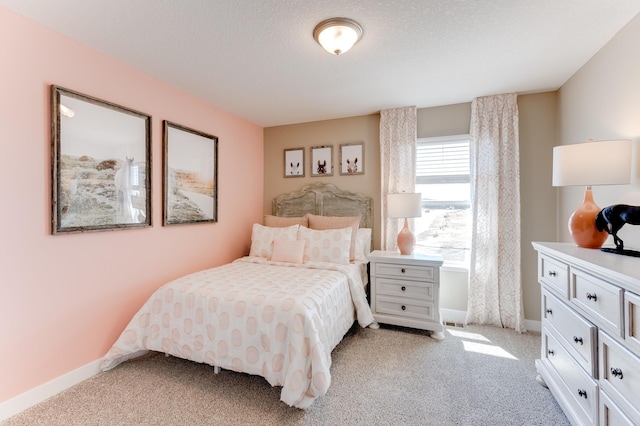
(272, 183, 373, 229)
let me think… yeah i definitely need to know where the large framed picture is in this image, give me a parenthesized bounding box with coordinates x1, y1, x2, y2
(51, 86, 151, 234)
(310, 145, 333, 177)
(339, 142, 364, 175)
(284, 148, 305, 177)
(163, 121, 218, 226)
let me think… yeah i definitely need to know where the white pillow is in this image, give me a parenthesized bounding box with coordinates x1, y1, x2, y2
(298, 226, 352, 265)
(249, 224, 299, 259)
(271, 239, 305, 264)
(355, 228, 372, 261)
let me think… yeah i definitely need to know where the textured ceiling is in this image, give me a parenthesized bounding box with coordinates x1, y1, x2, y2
(2, 0, 639, 127)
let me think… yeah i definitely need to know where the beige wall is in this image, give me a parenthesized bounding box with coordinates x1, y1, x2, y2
(558, 13, 640, 250)
(264, 96, 558, 323)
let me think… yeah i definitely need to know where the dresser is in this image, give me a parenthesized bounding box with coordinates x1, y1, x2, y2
(532, 242, 640, 425)
(367, 250, 445, 339)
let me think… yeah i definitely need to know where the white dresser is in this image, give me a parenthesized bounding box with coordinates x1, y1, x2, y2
(367, 250, 445, 339)
(532, 242, 640, 425)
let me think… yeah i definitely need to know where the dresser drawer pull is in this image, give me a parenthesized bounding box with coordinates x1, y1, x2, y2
(545, 309, 553, 315)
(547, 349, 555, 356)
(573, 336, 583, 345)
(401, 268, 406, 273)
(610, 368, 624, 379)
(548, 271, 557, 277)
(401, 286, 406, 292)
(577, 389, 587, 399)
(401, 305, 406, 311)
(586, 292, 598, 301)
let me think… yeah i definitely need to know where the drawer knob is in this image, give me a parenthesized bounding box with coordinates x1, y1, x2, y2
(547, 349, 555, 356)
(545, 309, 553, 315)
(586, 292, 598, 301)
(573, 336, 583, 345)
(577, 389, 587, 399)
(401, 286, 406, 292)
(611, 368, 624, 379)
(401, 305, 406, 311)
(401, 268, 406, 273)
(548, 271, 557, 277)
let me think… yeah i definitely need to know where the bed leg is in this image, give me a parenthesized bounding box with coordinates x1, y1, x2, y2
(214, 365, 220, 374)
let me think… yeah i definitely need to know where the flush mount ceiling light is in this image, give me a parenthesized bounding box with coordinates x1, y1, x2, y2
(313, 17, 363, 55)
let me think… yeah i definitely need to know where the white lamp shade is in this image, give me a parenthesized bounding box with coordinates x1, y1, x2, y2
(387, 193, 422, 218)
(552, 139, 632, 186)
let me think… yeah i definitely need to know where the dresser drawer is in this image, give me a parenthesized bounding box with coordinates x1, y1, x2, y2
(374, 262, 434, 281)
(543, 327, 598, 425)
(600, 389, 639, 426)
(625, 291, 640, 354)
(539, 254, 569, 298)
(543, 288, 597, 377)
(375, 277, 433, 301)
(599, 331, 640, 422)
(571, 268, 624, 338)
(375, 295, 435, 321)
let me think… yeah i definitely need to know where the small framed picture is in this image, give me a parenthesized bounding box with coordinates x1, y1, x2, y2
(340, 142, 364, 175)
(284, 148, 305, 177)
(311, 145, 333, 177)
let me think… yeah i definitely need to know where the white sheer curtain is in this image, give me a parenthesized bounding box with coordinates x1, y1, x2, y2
(380, 106, 417, 251)
(466, 93, 525, 332)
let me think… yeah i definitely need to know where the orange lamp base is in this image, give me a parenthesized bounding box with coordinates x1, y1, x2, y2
(568, 188, 608, 249)
(397, 218, 416, 255)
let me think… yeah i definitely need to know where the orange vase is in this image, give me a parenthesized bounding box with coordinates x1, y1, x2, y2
(568, 188, 608, 249)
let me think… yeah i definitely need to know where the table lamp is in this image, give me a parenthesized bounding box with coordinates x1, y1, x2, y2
(387, 192, 422, 255)
(552, 139, 632, 248)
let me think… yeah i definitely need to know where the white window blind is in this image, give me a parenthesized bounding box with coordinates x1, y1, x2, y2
(416, 136, 470, 184)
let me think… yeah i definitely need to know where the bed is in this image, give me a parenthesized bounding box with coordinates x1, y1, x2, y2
(100, 183, 377, 409)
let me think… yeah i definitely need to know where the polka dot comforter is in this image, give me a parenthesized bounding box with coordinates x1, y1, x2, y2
(101, 256, 376, 408)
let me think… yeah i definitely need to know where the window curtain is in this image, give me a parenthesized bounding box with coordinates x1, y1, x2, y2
(380, 106, 417, 251)
(466, 93, 525, 332)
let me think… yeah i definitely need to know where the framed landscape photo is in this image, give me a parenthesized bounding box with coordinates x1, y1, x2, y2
(339, 142, 364, 175)
(284, 148, 304, 177)
(163, 121, 218, 226)
(51, 85, 151, 234)
(310, 145, 333, 177)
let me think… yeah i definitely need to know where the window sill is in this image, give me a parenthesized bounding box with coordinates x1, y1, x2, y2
(441, 263, 469, 273)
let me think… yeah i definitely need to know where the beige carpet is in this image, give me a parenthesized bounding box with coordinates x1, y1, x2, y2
(3, 324, 569, 426)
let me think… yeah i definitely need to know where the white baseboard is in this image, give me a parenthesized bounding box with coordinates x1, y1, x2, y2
(0, 358, 103, 422)
(440, 308, 541, 333)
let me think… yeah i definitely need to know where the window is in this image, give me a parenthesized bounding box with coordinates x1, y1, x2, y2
(414, 135, 471, 267)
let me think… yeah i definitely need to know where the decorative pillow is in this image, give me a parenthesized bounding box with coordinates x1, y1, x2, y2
(271, 239, 306, 264)
(264, 214, 308, 227)
(355, 228, 372, 261)
(298, 226, 352, 265)
(249, 224, 299, 259)
(307, 214, 361, 261)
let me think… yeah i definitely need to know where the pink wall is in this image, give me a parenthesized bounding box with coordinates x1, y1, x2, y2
(0, 7, 263, 402)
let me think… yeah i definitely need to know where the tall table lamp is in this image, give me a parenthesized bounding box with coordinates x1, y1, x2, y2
(552, 139, 632, 248)
(387, 192, 422, 255)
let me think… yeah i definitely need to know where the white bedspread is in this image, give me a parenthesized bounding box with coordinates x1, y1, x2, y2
(101, 256, 375, 408)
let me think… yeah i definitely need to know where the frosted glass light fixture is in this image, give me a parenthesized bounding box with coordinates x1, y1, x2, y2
(313, 18, 363, 55)
(552, 139, 632, 248)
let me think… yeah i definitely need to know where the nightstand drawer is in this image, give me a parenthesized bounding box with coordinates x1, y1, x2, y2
(600, 331, 640, 421)
(375, 295, 435, 320)
(543, 327, 598, 425)
(376, 277, 433, 301)
(539, 254, 569, 299)
(571, 268, 624, 338)
(374, 262, 434, 281)
(543, 288, 597, 377)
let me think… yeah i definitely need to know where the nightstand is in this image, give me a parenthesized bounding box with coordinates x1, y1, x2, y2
(367, 250, 444, 339)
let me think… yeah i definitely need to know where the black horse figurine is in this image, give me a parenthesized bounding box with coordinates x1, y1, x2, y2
(595, 204, 640, 256)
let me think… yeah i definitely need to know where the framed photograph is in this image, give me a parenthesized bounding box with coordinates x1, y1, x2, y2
(310, 145, 333, 177)
(51, 86, 151, 234)
(340, 142, 364, 175)
(163, 121, 218, 226)
(284, 148, 305, 177)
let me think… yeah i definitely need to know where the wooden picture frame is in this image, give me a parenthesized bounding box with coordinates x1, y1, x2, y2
(163, 121, 218, 226)
(284, 148, 305, 177)
(339, 142, 364, 175)
(51, 85, 151, 234)
(310, 145, 333, 177)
